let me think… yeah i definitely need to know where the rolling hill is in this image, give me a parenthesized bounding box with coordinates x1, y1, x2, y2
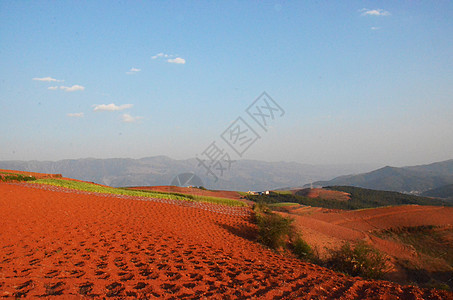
(422, 183, 453, 200)
(313, 159, 453, 194)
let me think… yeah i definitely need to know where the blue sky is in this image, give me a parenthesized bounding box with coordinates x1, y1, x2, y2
(1, 1, 452, 166)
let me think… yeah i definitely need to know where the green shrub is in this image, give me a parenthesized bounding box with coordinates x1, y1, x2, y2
(255, 209, 294, 249)
(253, 203, 315, 263)
(292, 236, 314, 260)
(1, 174, 36, 182)
(326, 241, 389, 279)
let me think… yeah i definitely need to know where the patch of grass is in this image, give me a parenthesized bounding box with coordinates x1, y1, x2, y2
(273, 190, 293, 195)
(326, 241, 389, 279)
(33, 179, 246, 207)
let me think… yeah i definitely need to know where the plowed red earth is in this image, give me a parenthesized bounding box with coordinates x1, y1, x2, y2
(1, 183, 451, 299)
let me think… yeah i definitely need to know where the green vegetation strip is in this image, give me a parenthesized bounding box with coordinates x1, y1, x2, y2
(269, 202, 300, 207)
(33, 179, 246, 207)
(246, 187, 451, 210)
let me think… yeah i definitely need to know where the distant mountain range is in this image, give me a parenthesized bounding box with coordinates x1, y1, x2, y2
(313, 159, 453, 194)
(0, 156, 378, 191)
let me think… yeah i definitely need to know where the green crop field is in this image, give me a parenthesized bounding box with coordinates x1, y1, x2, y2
(33, 178, 246, 207)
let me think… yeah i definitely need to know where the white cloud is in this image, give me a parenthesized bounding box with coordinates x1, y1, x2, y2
(167, 57, 186, 64)
(48, 85, 84, 91)
(67, 112, 84, 118)
(122, 113, 143, 123)
(33, 77, 63, 82)
(371, 26, 381, 30)
(126, 67, 141, 74)
(152, 52, 171, 59)
(59, 85, 85, 92)
(360, 8, 390, 16)
(93, 103, 133, 111)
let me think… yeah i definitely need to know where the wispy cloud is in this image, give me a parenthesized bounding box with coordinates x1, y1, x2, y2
(371, 26, 381, 30)
(67, 112, 84, 118)
(152, 52, 186, 64)
(126, 67, 141, 75)
(33, 77, 64, 82)
(122, 113, 143, 123)
(93, 103, 133, 111)
(151, 52, 170, 59)
(167, 57, 186, 64)
(360, 8, 390, 16)
(47, 84, 85, 92)
(59, 85, 85, 92)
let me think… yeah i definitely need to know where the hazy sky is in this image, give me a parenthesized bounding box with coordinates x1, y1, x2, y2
(1, 1, 452, 167)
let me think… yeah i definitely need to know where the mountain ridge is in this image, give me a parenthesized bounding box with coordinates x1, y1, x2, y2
(0, 157, 378, 191)
(313, 159, 453, 194)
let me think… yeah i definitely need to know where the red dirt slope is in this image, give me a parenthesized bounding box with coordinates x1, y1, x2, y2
(311, 205, 453, 232)
(294, 188, 351, 201)
(1, 182, 451, 299)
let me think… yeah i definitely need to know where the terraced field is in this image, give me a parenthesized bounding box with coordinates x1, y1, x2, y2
(1, 181, 451, 299)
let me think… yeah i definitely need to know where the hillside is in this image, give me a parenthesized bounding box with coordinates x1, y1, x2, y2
(279, 204, 453, 289)
(422, 184, 453, 200)
(0, 157, 378, 191)
(313, 159, 453, 194)
(294, 188, 350, 201)
(1, 174, 451, 298)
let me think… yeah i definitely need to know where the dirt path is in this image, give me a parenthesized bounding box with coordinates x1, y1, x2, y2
(1, 183, 451, 299)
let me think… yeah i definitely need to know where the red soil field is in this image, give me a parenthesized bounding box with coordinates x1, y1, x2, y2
(1, 182, 451, 299)
(310, 205, 453, 232)
(293, 188, 351, 201)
